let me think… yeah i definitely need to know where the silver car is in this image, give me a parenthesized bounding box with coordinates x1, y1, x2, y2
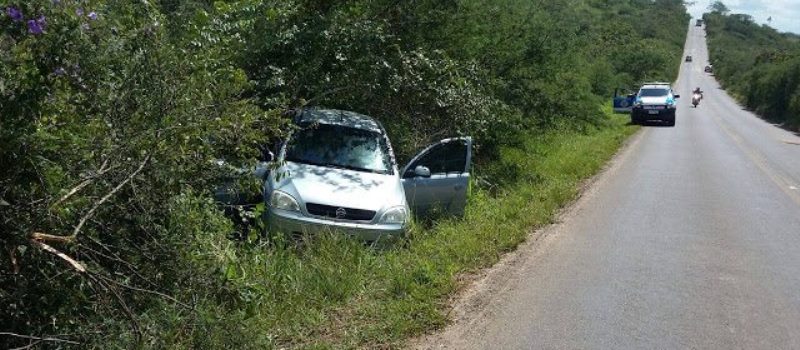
(261, 109, 472, 242)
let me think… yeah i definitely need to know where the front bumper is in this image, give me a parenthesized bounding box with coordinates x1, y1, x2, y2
(266, 209, 406, 242)
(632, 107, 675, 120)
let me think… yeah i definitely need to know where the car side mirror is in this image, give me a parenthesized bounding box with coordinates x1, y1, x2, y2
(414, 165, 431, 178)
(674, 94, 681, 98)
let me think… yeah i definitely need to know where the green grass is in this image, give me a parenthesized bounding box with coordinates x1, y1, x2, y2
(139, 111, 637, 349)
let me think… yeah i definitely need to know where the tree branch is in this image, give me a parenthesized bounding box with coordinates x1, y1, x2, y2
(29, 240, 87, 273)
(51, 158, 112, 208)
(30, 232, 76, 244)
(30, 154, 152, 244)
(31, 239, 192, 312)
(71, 154, 151, 239)
(0, 332, 80, 346)
(95, 277, 142, 341)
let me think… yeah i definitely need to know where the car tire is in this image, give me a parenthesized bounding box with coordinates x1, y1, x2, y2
(631, 112, 640, 125)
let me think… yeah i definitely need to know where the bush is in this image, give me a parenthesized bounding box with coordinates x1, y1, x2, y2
(1, 1, 282, 346)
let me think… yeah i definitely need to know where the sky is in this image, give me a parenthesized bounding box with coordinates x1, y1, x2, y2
(687, 0, 800, 34)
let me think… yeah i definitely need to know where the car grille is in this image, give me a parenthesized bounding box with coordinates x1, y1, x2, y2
(643, 105, 666, 110)
(306, 203, 376, 221)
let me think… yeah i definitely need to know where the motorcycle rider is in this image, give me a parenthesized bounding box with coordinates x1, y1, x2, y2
(691, 87, 703, 107)
(693, 87, 703, 99)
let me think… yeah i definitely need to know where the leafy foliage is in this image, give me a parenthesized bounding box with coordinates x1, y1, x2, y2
(1, 0, 282, 346)
(704, 8, 800, 130)
(1, 0, 686, 348)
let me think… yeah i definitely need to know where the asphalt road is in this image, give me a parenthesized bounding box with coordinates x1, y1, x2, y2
(423, 23, 800, 349)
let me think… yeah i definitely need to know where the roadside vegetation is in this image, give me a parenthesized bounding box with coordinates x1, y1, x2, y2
(2, 0, 686, 348)
(704, 2, 800, 130)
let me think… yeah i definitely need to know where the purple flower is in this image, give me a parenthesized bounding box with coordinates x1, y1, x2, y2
(27, 16, 45, 35)
(5, 6, 23, 22)
(76, 8, 84, 16)
(87, 11, 97, 20)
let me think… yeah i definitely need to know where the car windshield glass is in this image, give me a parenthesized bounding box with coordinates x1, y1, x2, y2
(285, 124, 394, 175)
(640, 88, 669, 97)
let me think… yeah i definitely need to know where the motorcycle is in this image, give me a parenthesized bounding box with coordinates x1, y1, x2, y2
(692, 93, 702, 108)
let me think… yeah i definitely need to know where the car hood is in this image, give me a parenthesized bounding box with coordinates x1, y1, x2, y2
(273, 161, 406, 211)
(638, 96, 671, 104)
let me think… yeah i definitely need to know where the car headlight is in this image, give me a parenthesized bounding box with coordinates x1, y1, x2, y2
(270, 190, 300, 212)
(379, 206, 407, 225)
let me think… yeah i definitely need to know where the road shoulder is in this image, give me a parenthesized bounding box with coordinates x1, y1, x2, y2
(411, 124, 647, 349)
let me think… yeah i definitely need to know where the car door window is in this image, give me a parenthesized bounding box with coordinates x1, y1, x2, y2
(402, 137, 472, 217)
(405, 139, 468, 177)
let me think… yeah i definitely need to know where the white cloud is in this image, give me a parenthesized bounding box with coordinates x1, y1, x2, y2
(687, 0, 800, 34)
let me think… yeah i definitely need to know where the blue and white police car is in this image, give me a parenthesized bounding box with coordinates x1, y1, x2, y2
(630, 82, 680, 126)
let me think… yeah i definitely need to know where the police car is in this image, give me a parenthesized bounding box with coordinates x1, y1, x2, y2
(630, 82, 680, 126)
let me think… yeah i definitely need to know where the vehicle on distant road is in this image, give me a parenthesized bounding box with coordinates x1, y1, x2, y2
(704, 65, 713, 73)
(685, 55, 693, 62)
(256, 108, 472, 242)
(630, 83, 680, 126)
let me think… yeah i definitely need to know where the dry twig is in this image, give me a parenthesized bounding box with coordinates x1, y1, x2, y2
(71, 154, 151, 240)
(29, 240, 87, 273)
(31, 154, 151, 244)
(51, 158, 112, 208)
(0, 332, 80, 346)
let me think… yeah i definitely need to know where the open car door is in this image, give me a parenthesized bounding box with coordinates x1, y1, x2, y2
(402, 137, 472, 218)
(613, 88, 635, 114)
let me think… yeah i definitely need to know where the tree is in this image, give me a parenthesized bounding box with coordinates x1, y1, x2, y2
(709, 1, 730, 15)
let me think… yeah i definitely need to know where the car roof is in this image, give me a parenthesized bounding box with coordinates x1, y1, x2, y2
(295, 108, 383, 133)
